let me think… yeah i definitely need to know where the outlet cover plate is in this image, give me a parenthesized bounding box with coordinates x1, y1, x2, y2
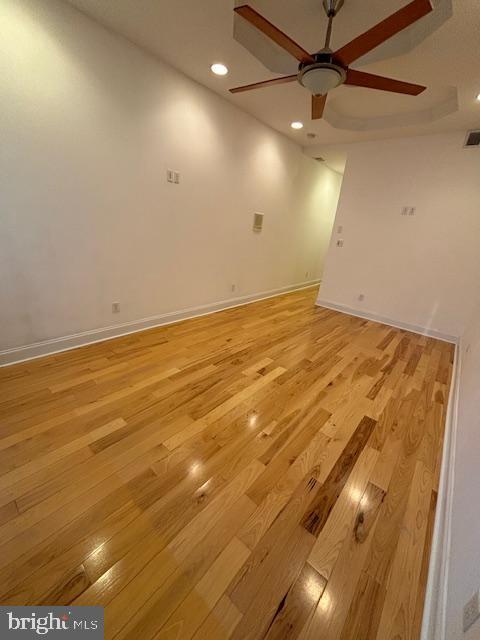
(464, 591, 480, 633)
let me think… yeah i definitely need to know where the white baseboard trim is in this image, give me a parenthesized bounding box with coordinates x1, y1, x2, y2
(421, 342, 461, 640)
(316, 298, 459, 344)
(0, 280, 320, 367)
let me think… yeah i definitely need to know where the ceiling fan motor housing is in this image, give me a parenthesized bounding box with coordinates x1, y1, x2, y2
(298, 53, 346, 95)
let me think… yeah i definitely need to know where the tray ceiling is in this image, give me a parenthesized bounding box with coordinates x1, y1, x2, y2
(64, 0, 480, 146)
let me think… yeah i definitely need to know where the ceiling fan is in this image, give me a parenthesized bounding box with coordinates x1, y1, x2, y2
(230, 0, 433, 120)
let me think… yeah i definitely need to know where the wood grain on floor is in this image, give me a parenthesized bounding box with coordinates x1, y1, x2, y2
(0, 286, 454, 640)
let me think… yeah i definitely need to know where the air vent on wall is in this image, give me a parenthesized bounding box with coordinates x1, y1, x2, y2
(464, 130, 480, 147)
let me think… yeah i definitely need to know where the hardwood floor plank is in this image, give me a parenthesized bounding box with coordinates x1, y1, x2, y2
(412, 489, 438, 638)
(238, 430, 330, 551)
(263, 563, 326, 640)
(0, 287, 453, 640)
(353, 482, 386, 543)
(0, 500, 18, 526)
(73, 460, 263, 612)
(301, 415, 377, 537)
(307, 446, 378, 581)
(112, 495, 255, 640)
(338, 571, 386, 640)
(300, 475, 384, 640)
(0, 418, 126, 491)
(228, 473, 320, 615)
(229, 526, 316, 640)
(154, 537, 250, 640)
(192, 595, 242, 640)
(247, 406, 330, 506)
(375, 461, 433, 639)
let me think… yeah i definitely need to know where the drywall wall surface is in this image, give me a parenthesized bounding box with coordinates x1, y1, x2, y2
(317, 132, 480, 338)
(0, 0, 342, 351)
(445, 297, 480, 640)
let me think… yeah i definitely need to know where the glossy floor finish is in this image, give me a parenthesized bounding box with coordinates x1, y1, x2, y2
(0, 287, 454, 639)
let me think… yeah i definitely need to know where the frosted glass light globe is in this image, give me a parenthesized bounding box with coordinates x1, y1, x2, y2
(300, 67, 343, 95)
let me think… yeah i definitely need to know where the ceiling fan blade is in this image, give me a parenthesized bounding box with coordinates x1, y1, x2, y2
(234, 5, 315, 64)
(312, 94, 327, 119)
(230, 74, 298, 94)
(334, 0, 433, 66)
(345, 69, 426, 95)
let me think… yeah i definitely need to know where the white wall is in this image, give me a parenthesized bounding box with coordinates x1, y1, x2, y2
(446, 297, 480, 640)
(317, 132, 480, 339)
(0, 0, 342, 354)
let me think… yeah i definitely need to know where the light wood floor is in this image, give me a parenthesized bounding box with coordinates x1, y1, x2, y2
(0, 287, 454, 640)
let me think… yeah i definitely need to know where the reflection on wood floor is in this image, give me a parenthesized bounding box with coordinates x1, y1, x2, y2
(0, 286, 454, 639)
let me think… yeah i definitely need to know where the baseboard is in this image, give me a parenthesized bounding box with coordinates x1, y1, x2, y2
(316, 298, 459, 344)
(420, 342, 461, 640)
(0, 280, 320, 367)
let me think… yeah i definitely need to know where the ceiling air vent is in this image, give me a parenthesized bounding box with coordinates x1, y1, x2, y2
(464, 130, 480, 147)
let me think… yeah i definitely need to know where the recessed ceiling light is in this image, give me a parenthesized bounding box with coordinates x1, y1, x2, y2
(290, 121, 304, 130)
(476, 93, 480, 102)
(211, 63, 228, 76)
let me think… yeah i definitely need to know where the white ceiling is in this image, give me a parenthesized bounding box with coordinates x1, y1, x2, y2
(64, 0, 480, 147)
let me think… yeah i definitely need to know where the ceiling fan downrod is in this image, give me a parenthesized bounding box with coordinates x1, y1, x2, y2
(322, 0, 344, 49)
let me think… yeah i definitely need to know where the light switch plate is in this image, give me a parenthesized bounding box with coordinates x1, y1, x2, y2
(463, 591, 480, 633)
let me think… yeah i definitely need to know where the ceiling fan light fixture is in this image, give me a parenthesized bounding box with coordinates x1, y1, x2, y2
(299, 64, 345, 96)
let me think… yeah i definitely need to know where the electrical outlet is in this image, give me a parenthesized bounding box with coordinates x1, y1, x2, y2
(336, 239, 344, 247)
(305, 271, 309, 279)
(337, 225, 343, 234)
(231, 284, 236, 292)
(112, 302, 120, 314)
(408, 206, 416, 216)
(464, 591, 480, 633)
(358, 294, 365, 302)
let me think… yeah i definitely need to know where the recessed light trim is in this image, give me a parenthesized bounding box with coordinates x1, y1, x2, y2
(291, 121, 304, 130)
(476, 93, 480, 102)
(211, 63, 228, 76)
